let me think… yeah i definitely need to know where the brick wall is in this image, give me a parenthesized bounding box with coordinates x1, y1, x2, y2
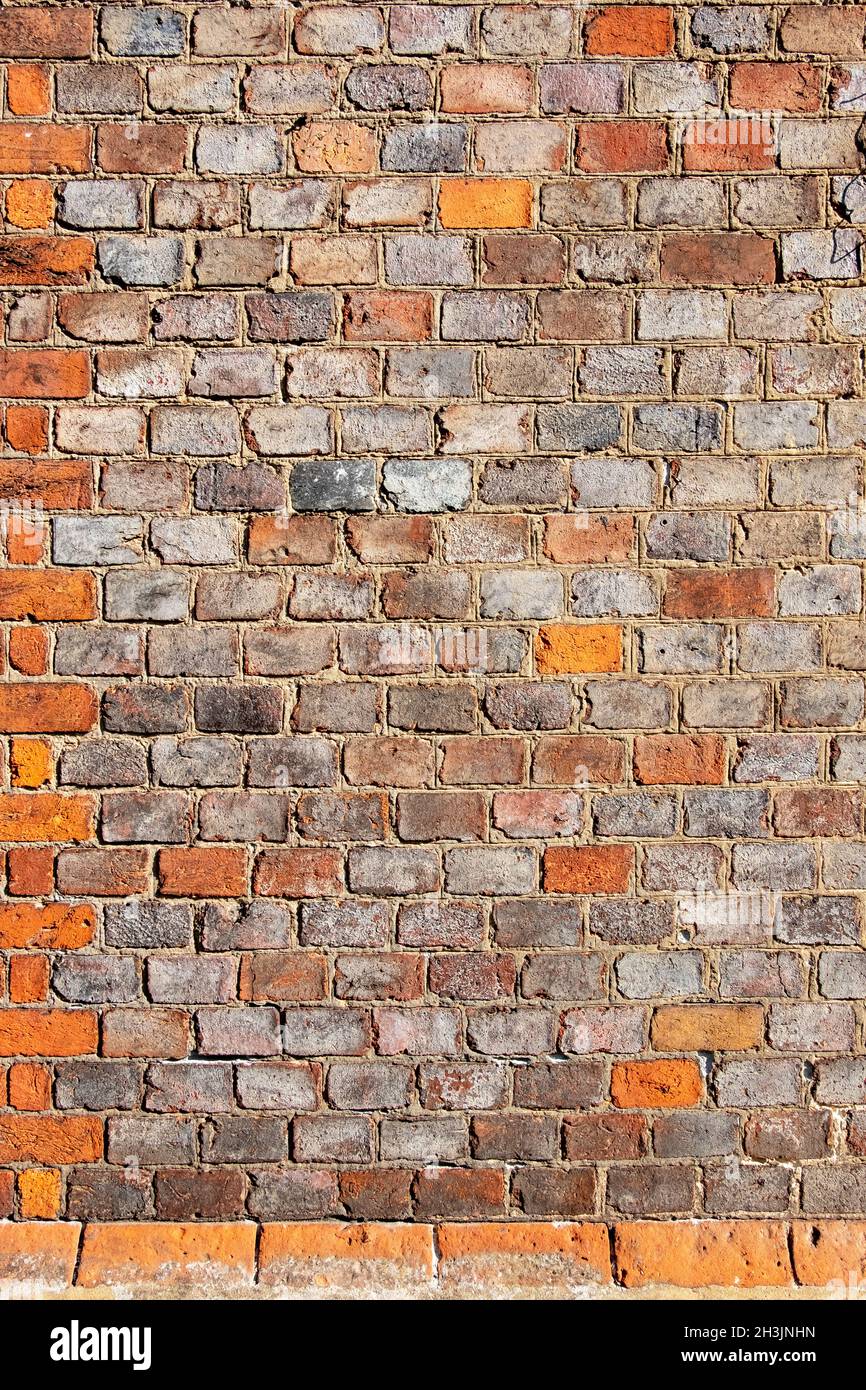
(2, 0, 866, 1289)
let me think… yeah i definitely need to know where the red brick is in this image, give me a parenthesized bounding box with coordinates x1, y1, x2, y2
(683, 120, 775, 172)
(438, 1222, 611, 1288)
(0, 350, 90, 398)
(8, 955, 49, 1004)
(344, 291, 433, 342)
(544, 514, 635, 563)
(0, 793, 95, 843)
(0, 457, 93, 508)
(663, 569, 775, 618)
(4, 404, 49, 455)
(661, 233, 776, 286)
(0, 9, 93, 58)
(611, 1060, 703, 1109)
(414, 1167, 507, 1220)
(0, 1221, 82, 1288)
(259, 1223, 433, 1291)
(634, 734, 726, 785)
(98, 124, 187, 174)
(6, 846, 54, 896)
(0, 237, 94, 287)
(0, 125, 90, 173)
(730, 62, 822, 112)
(577, 121, 669, 173)
(56, 847, 151, 896)
(8, 1060, 51, 1110)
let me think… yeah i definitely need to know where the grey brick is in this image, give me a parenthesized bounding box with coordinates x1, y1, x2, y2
(98, 237, 185, 288)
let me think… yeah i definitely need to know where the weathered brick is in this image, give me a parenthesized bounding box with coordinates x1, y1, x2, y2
(0, 0, 858, 1271)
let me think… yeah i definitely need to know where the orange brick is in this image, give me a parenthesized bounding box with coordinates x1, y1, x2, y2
(611, 1059, 703, 1108)
(4, 181, 53, 230)
(683, 120, 775, 172)
(6, 848, 54, 897)
(0, 902, 93, 949)
(791, 1222, 866, 1286)
(535, 623, 622, 674)
(259, 1222, 434, 1290)
(0, 682, 97, 729)
(6, 517, 45, 564)
(157, 847, 248, 898)
(4, 404, 49, 455)
(729, 62, 822, 113)
(18, 1167, 61, 1219)
(0, 1220, 82, 1288)
(8, 627, 48, 675)
(293, 121, 378, 174)
(652, 1005, 765, 1052)
(78, 1223, 257, 1290)
(577, 121, 669, 173)
(664, 568, 775, 618)
(439, 179, 532, 229)
(615, 1221, 791, 1288)
(10, 737, 52, 788)
(0, 125, 90, 174)
(585, 6, 674, 55)
(0, 1007, 97, 1056)
(544, 515, 635, 564)
(6, 64, 51, 117)
(0, 1114, 101, 1164)
(438, 1222, 611, 1290)
(544, 844, 633, 894)
(633, 734, 726, 786)
(253, 848, 343, 898)
(0, 792, 95, 843)
(2, 236, 93, 293)
(9, 954, 49, 1003)
(8, 1060, 51, 1109)
(0, 233, 93, 282)
(0, 349, 90, 398)
(0, 457, 93, 509)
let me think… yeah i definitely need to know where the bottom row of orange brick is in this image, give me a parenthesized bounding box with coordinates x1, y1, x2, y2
(0, 1220, 864, 1294)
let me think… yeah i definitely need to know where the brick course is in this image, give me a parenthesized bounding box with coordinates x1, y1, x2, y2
(1, 0, 866, 1291)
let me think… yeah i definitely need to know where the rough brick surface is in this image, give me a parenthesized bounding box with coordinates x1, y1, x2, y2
(2, 0, 866, 1291)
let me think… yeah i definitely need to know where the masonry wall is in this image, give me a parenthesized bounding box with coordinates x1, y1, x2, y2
(1, 0, 866, 1274)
